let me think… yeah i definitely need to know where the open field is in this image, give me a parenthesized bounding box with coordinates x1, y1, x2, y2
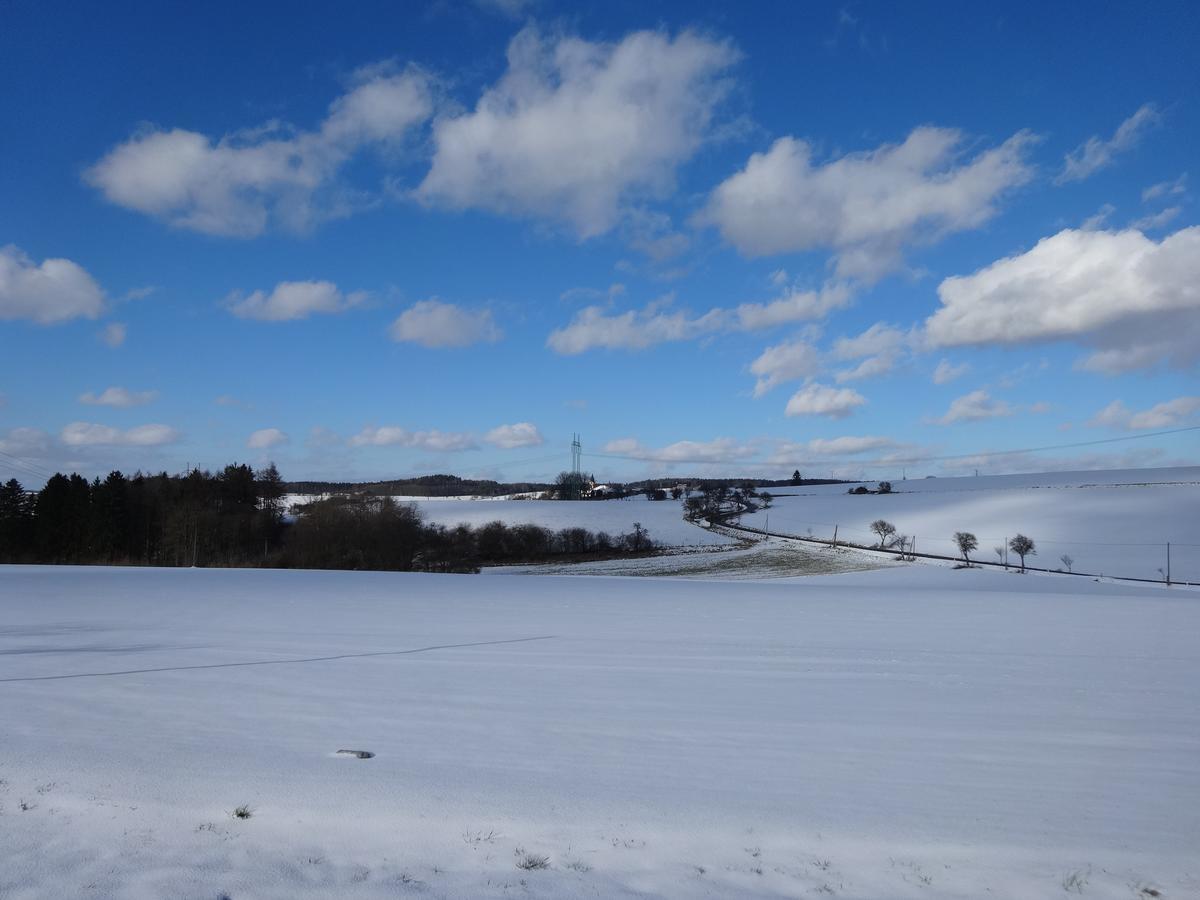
(745, 465, 1200, 582)
(2, 564, 1198, 898)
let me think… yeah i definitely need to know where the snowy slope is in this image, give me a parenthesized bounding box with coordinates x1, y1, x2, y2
(747, 466, 1200, 581)
(2, 565, 1197, 899)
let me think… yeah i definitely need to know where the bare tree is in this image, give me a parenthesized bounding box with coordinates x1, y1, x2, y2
(1060, 554, 1073, 573)
(954, 531, 978, 565)
(870, 519, 896, 548)
(1009, 534, 1036, 572)
(994, 546, 1005, 568)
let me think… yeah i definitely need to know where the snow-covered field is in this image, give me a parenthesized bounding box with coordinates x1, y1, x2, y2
(2, 564, 1198, 898)
(408, 496, 736, 547)
(746, 466, 1200, 582)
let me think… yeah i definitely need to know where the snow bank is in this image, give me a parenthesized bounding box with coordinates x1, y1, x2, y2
(1, 565, 1197, 898)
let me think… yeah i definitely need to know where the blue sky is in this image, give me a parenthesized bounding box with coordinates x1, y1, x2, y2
(1, 0, 1198, 485)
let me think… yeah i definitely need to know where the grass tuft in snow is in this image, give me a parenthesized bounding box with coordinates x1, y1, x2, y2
(514, 847, 550, 870)
(231, 804, 253, 820)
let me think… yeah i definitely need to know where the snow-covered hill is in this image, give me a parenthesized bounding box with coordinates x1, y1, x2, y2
(747, 466, 1200, 581)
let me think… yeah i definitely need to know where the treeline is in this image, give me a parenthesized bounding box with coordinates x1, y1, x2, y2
(0, 465, 286, 566)
(281, 496, 656, 572)
(0, 467, 658, 572)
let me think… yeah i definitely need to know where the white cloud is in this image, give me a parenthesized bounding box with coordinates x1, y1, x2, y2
(1089, 397, 1200, 430)
(1057, 104, 1160, 184)
(417, 27, 737, 237)
(1142, 174, 1186, 202)
(85, 67, 432, 237)
(0, 245, 106, 324)
(60, 422, 180, 446)
(247, 427, 289, 449)
(99, 322, 127, 347)
(803, 435, 900, 456)
(485, 422, 544, 449)
(1129, 206, 1181, 231)
(0, 427, 52, 456)
(932, 359, 970, 385)
(834, 354, 897, 383)
(1080, 203, 1115, 231)
(226, 280, 366, 321)
(602, 436, 756, 463)
(784, 383, 866, 419)
(389, 299, 501, 348)
(926, 226, 1200, 373)
(734, 281, 851, 329)
(700, 126, 1035, 279)
(79, 387, 157, 408)
(749, 337, 822, 397)
(933, 389, 1014, 425)
(348, 426, 477, 452)
(831, 322, 909, 361)
(547, 297, 724, 353)
(829, 322, 913, 383)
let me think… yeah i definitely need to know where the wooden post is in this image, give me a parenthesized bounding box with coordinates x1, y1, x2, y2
(832, 524, 838, 548)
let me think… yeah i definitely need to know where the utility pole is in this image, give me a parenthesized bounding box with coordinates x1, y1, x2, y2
(1167, 542, 1171, 585)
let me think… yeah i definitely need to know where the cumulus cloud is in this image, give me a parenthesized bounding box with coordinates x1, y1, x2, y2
(417, 27, 737, 237)
(932, 359, 970, 385)
(1056, 104, 1160, 184)
(0, 245, 106, 324)
(60, 422, 180, 446)
(784, 383, 866, 419)
(933, 389, 1014, 425)
(99, 322, 127, 347)
(749, 337, 822, 397)
(925, 226, 1200, 373)
(247, 427, 289, 449)
(549, 280, 852, 355)
(602, 436, 756, 464)
(828, 322, 916, 384)
(1089, 397, 1200, 430)
(700, 126, 1035, 279)
(79, 387, 157, 407)
(226, 280, 366, 321)
(734, 281, 852, 329)
(389, 299, 502, 348)
(485, 422, 544, 449)
(348, 426, 477, 452)
(547, 297, 724, 353)
(85, 67, 432, 237)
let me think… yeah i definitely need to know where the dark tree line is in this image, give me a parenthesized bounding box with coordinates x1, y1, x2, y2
(280, 496, 656, 572)
(0, 464, 285, 566)
(0, 465, 657, 572)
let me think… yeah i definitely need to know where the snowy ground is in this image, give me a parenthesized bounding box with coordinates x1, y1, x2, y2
(746, 466, 1200, 582)
(2, 564, 1198, 898)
